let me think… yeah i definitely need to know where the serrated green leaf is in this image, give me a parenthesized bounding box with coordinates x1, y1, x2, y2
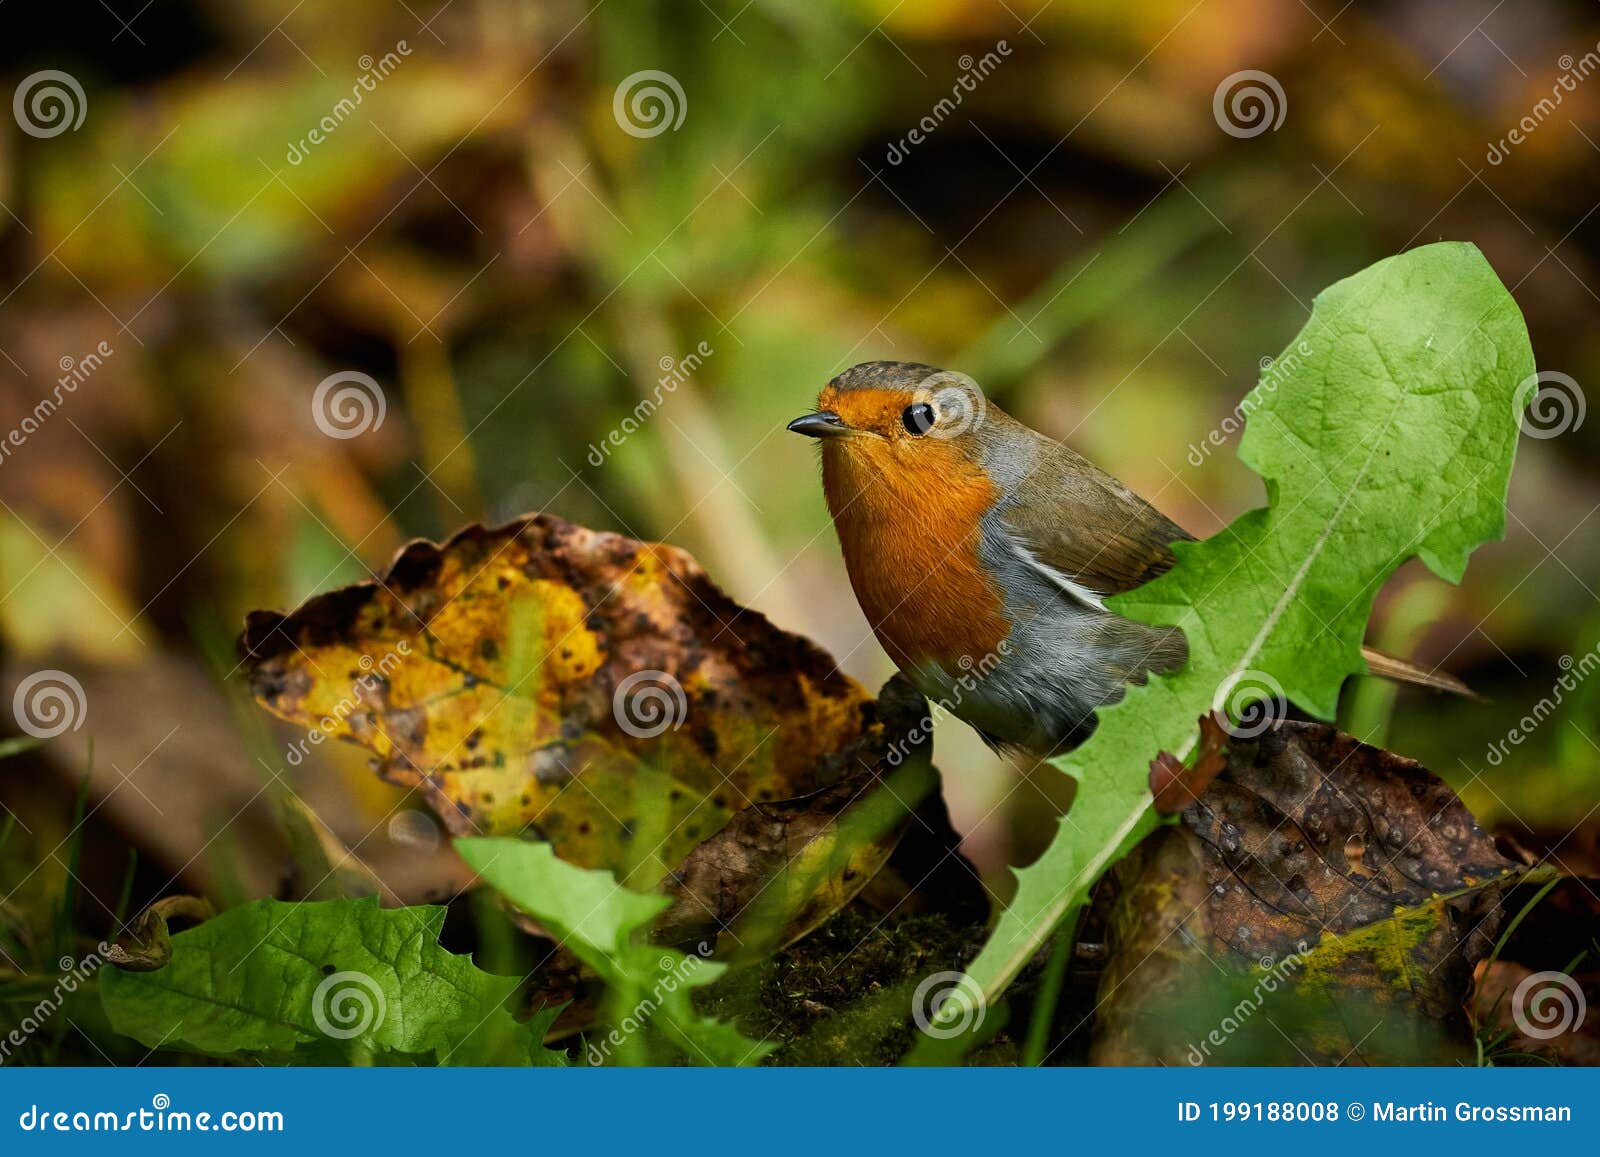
(456, 837, 774, 1066)
(101, 896, 565, 1065)
(923, 242, 1535, 1042)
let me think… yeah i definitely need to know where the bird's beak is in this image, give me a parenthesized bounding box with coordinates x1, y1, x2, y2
(786, 411, 853, 439)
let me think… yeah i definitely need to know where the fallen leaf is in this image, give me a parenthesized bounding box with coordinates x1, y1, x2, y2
(2, 654, 467, 906)
(1186, 722, 1519, 965)
(239, 514, 874, 887)
(1094, 720, 1532, 1065)
(1148, 711, 1230, 815)
(524, 676, 988, 1041)
(654, 675, 953, 955)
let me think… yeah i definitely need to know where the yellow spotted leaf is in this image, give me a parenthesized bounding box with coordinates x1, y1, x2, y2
(239, 514, 874, 886)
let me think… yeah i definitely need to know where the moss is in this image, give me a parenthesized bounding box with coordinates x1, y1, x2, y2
(1295, 900, 1445, 995)
(698, 905, 1088, 1066)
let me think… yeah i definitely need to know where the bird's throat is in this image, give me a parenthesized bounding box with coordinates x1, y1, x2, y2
(821, 441, 1010, 673)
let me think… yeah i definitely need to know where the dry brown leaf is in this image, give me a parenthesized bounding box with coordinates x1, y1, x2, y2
(1148, 710, 1230, 815)
(1095, 720, 1528, 1065)
(654, 675, 985, 955)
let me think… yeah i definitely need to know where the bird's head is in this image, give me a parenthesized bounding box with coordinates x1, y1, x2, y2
(787, 361, 1000, 516)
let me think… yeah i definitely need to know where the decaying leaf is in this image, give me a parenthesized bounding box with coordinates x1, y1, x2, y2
(1094, 721, 1531, 1065)
(1187, 722, 1519, 961)
(653, 676, 972, 955)
(516, 683, 987, 1045)
(239, 514, 874, 888)
(1148, 711, 1230, 815)
(105, 896, 216, 972)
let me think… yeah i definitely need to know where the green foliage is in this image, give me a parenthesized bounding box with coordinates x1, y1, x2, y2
(0, 737, 43, 760)
(456, 837, 773, 1066)
(98, 841, 772, 1067)
(100, 897, 564, 1066)
(922, 242, 1536, 1042)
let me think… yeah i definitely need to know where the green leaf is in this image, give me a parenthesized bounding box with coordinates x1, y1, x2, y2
(456, 837, 774, 1066)
(922, 242, 1535, 1042)
(101, 896, 565, 1065)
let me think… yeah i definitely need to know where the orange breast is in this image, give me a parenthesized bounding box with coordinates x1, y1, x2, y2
(821, 439, 1010, 672)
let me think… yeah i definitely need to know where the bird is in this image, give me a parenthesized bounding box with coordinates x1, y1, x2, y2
(787, 360, 1470, 757)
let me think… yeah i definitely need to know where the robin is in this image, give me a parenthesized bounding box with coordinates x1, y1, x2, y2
(787, 360, 1469, 756)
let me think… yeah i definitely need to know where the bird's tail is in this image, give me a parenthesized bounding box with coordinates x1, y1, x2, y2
(1359, 645, 1483, 701)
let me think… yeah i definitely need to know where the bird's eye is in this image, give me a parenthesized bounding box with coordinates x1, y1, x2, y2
(901, 402, 937, 436)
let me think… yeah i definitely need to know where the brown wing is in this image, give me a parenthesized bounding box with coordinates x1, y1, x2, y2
(996, 438, 1194, 598)
(998, 439, 1477, 698)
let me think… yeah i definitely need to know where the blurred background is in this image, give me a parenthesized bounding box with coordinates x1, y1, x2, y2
(1, 0, 1598, 972)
